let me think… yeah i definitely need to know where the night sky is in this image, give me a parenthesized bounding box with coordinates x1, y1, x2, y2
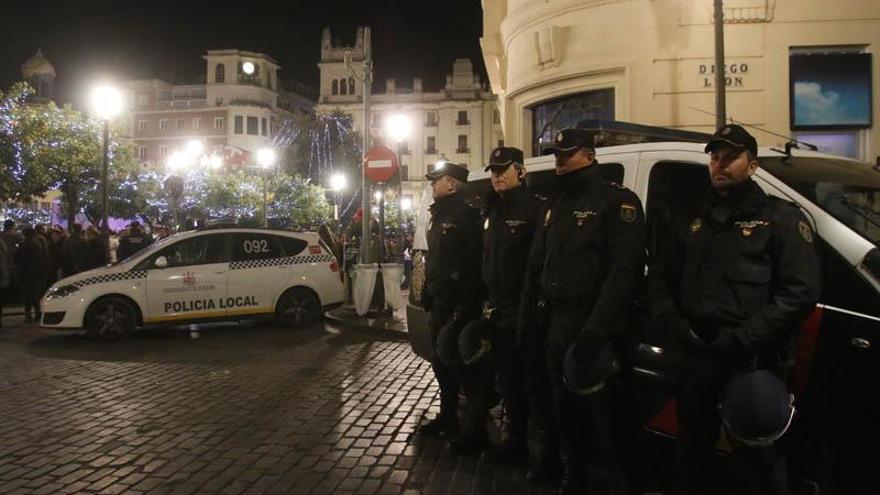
(0, 0, 487, 106)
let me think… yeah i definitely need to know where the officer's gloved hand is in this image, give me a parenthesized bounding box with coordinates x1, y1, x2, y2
(709, 328, 749, 362)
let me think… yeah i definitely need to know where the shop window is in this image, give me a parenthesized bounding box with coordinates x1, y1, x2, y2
(531, 88, 614, 156)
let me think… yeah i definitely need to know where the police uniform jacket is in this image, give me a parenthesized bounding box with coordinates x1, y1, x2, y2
(423, 192, 484, 317)
(117, 231, 154, 261)
(649, 179, 820, 365)
(520, 163, 646, 339)
(482, 185, 544, 309)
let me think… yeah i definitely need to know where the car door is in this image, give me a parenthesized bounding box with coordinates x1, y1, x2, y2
(225, 233, 285, 319)
(140, 233, 230, 324)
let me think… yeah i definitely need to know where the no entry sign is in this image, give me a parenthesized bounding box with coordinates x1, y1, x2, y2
(364, 144, 399, 183)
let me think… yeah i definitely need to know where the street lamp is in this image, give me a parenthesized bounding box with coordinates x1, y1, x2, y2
(257, 147, 276, 227)
(385, 113, 412, 259)
(90, 84, 123, 234)
(329, 173, 347, 221)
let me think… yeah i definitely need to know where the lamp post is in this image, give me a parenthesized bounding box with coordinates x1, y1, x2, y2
(344, 27, 373, 264)
(329, 172, 347, 221)
(90, 84, 123, 234)
(257, 147, 276, 227)
(385, 113, 411, 256)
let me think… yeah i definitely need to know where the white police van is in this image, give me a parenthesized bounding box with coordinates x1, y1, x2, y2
(407, 121, 880, 493)
(40, 227, 344, 339)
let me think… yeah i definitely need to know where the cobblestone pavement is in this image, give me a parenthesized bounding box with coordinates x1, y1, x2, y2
(0, 316, 560, 495)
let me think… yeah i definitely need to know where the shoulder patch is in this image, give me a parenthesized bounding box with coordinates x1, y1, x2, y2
(798, 220, 814, 243)
(620, 203, 637, 223)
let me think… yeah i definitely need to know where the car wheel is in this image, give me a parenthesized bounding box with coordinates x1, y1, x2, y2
(276, 287, 321, 328)
(85, 297, 137, 341)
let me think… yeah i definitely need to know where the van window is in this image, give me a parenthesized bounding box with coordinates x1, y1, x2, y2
(139, 234, 227, 269)
(645, 162, 710, 257)
(278, 236, 308, 256)
(760, 155, 880, 246)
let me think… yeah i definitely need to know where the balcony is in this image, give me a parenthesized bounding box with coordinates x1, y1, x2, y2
(456, 119, 470, 126)
(456, 148, 470, 154)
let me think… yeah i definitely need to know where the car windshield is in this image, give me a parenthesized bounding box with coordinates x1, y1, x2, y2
(116, 233, 176, 264)
(760, 154, 880, 246)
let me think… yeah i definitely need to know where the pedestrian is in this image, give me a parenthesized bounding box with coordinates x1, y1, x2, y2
(116, 221, 153, 261)
(521, 129, 645, 494)
(1, 219, 23, 260)
(48, 226, 66, 284)
(418, 161, 484, 444)
(61, 223, 87, 276)
(15, 227, 50, 323)
(457, 147, 548, 467)
(0, 236, 9, 327)
(82, 226, 109, 270)
(649, 124, 820, 494)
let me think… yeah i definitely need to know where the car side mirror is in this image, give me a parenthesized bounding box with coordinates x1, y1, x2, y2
(154, 256, 168, 269)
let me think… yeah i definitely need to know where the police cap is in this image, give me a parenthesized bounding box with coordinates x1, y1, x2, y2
(484, 146, 524, 172)
(458, 318, 495, 365)
(705, 124, 758, 156)
(562, 338, 620, 396)
(543, 129, 596, 155)
(720, 369, 795, 447)
(425, 161, 469, 182)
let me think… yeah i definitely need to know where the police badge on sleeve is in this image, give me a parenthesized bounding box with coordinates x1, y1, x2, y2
(620, 203, 637, 223)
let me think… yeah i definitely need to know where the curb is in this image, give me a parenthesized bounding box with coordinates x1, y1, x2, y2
(323, 307, 408, 341)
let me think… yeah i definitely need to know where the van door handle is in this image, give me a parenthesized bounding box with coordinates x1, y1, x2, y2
(852, 337, 871, 350)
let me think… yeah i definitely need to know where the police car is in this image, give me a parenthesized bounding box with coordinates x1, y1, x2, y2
(407, 121, 880, 492)
(40, 227, 344, 339)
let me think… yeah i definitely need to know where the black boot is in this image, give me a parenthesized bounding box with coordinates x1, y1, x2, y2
(527, 429, 561, 483)
(556, 454, 585, 495)
(450, 423, 489, 455)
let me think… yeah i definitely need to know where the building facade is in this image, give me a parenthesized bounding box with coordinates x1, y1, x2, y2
(121, 50, 315, 171)
(482, 0, 880, 161)
(316, 28, 503, 204)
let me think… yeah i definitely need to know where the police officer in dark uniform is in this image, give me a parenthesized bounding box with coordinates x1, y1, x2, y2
(458, 147, 545, 462)
(117, 221, 153, 261)
(648, 124, 820, 494)
(522, 129, 645, 494)
(419, 161, 484, 441)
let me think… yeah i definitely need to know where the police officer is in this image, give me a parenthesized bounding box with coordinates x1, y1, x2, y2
(522, 129, 645, 494)
(457, 147, 545, 462)
(419, 161, 484, 441)
(117, 221, 153, 261)
(648, 124, 820, 494)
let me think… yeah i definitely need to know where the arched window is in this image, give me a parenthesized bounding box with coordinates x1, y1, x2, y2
(349, 78, 355, 94)
(215, 64, 225, 83)
(332, 79, 338, 95)
(340, 79, 348, 95)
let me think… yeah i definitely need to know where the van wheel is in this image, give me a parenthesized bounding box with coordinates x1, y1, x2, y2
(276, 288, 321, 328)
(85, 297, 137, 341)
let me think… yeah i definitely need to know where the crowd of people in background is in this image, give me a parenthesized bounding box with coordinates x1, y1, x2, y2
(0, 219, 165, 326)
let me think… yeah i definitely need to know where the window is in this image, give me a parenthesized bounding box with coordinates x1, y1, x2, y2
(426, 136, 436, 154)
(457, 134, 468, 153)
(261, 117, 267, 137)
(214, 117, 225, 129)
(232, 234, 281, 262)
(426, 111, 438, 127)
(531, 88, 614, 156)
(143, 235, 226, 269)
(400, 140, 409, 154)
(493, 110, 500, 125)
(159, 145, 168, 157)
(247, 116, 258, 135)
(138, 145, 147, 160)
(176, 118, 185, 130)
(278, 236, 308, 257)
(138, 93, 149, 106)
(159, 119, 168, 130)
(137, 120, 148, 131)
(400, 165, 409, 181)
(349, 78, 355, 94)
(332, 79, 339, 95)
(789, 48, 872, 130)
(234, 116, 243, 134)
(457, 110, 469, 125)
(193, 117, 201, 129)
(215, 64, 225, 83)
(340, 78, 348, 95)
